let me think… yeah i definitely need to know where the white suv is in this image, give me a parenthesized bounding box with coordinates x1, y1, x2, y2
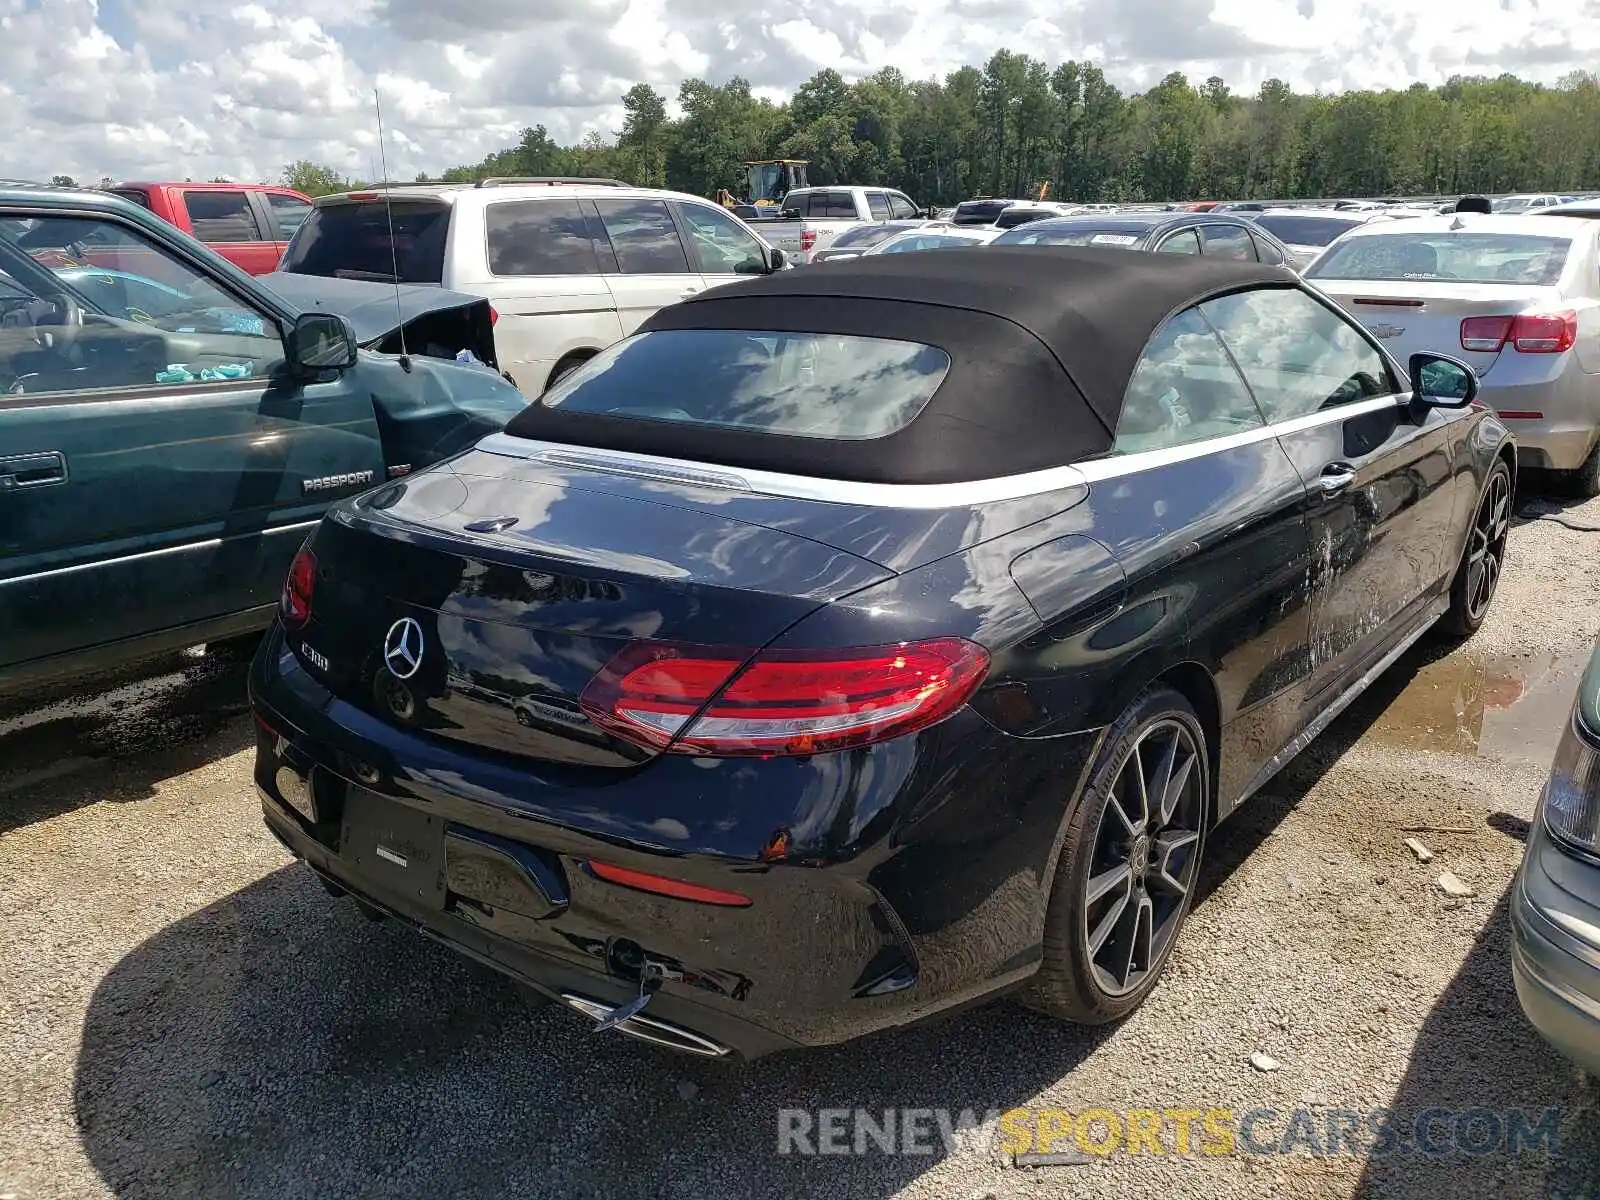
(276, 178, 786, 394)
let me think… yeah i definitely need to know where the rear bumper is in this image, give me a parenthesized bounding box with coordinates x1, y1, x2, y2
(1478, 375, 1599, 471)
(249, 624, 1098, 1057)
(260, 796, 798, 1057)
(1510, 819, 1600, 1077)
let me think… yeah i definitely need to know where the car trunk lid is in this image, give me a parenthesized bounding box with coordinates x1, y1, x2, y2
(293, 459, 894, 769)
(1315, 280, 1564, 377)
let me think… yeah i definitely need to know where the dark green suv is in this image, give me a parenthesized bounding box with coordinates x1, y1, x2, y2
(0, 183, 530, 696)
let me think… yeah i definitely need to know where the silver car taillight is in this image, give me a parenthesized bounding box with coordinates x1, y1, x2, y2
(1542, 647, 1600, 857)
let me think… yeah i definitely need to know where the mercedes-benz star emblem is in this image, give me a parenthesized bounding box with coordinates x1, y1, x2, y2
(383, 617, 425, 680)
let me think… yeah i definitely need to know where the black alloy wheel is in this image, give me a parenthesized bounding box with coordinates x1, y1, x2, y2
(1026, 686, 1209, 1023)
(1444, 460, 1511, 637)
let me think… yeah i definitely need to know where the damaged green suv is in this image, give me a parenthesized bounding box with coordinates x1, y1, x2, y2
(0, 182, 530, 696)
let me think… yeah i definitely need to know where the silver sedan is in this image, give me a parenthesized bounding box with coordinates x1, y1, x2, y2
(1513, 634, 1600, 1078)
(1305, 214, 1600, 494)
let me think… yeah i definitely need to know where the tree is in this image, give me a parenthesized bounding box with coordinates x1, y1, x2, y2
(617, 83, 670, 187)
(282, 161, 349, 197)
(433, 64, 1600, 207)
(50, 174, 76, 187)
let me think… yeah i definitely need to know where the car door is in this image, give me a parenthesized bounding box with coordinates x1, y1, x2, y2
(1069, 305, 1315, 811)
(865, 191, 892, 222)
(887, 193, 922, 221)
(588, 197, 701, 335)
(1152, 228, 1202, 256)
(0, 208, 384, 676)
(1201, 286, 1459, 700)
(261, 191, 315, 266)
(485, 198, 620, 392)
(1198, 223, 1260, 261)
(671, 201, 771, 293)
(181, 188, 278, 275)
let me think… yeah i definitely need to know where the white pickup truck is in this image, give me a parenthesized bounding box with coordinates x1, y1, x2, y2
(758, 186, 933, 263)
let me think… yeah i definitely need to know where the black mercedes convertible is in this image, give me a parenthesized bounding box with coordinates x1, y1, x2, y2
(249, 247, 1514, 1058)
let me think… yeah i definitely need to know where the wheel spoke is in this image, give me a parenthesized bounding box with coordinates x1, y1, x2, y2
(1107, 787, 1139, 837)
(1146, 731, 1177, 829)
(1086, 862, 1133, 906)
(1124, 893, 1154, 984)
(1088, 892, 1130, 956)
(1150, 829, 1200, 895)
(1127, 743, 1151, 828)
(1158, 747, 1195, 827)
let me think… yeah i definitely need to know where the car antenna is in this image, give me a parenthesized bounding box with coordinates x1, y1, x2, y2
(373, 87, 411, 373)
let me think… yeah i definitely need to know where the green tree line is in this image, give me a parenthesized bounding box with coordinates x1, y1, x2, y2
(273, 60, 1600, 204)
(429, 62, 1600, 205)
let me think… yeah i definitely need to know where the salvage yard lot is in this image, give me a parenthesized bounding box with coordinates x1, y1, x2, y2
(4, 490, 1600, 1200)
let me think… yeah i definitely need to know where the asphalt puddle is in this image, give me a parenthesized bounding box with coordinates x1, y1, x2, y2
(1367, 643, 1590, 768)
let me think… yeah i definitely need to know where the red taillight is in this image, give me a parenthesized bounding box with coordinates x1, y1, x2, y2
(800, 230, 817, 251)
(280, 544, 317, 631)
(1460, 315, 1514, 352)
(1461, 312, 1576, 354)
(488, 304, 499, 326)
(584, 860, 752, 907)
(346, 192, 378, 200)
(1510, 311, 1576, 353)
(579, 638, 990, 758)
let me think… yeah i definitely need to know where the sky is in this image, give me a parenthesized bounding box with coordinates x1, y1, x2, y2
(3, 0, 1597, 186)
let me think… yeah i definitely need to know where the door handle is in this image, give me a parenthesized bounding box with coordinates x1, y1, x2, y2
(0, 451, 68, 491)
(1317, 463, 1357, 496)
(679, 285, 701, 298)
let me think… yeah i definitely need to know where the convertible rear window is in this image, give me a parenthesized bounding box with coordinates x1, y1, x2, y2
(1306, 232, 1571, 285)
(538, 329, 951, 441)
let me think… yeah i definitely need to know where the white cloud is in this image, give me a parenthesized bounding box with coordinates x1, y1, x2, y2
(3, 0, 1600, 185)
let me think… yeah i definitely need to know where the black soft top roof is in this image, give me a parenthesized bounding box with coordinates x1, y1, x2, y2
(504, 246, 1301, 485)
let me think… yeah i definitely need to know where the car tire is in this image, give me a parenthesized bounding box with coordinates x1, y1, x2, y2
(545, 353, 591, 392)
(1023, 686, 1209, 1025)
(1442, 459, 1512, 638)
(1562, 441, 1600, 499)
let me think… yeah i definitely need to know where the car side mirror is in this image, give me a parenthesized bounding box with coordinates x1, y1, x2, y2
(768, 247, 787, 272)
(1409, 352, 1478, 408)
(289, 312, 357, 372)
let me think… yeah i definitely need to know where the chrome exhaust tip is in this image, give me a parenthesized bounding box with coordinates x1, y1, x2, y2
(561, 993, 732, 1058)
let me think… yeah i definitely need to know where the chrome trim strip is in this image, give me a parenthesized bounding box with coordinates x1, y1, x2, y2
(0, 519, 319, 588)
(2, 538, 222, 587)
(1071, 395, 1407, 483)
(475, 433, 1092, 508)
(477, 395, 1409, 506)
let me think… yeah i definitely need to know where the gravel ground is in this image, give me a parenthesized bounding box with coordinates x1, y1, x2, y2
(4, 487, 1600, 1200)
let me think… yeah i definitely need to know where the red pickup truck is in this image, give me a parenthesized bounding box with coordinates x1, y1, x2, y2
(105, 182, 314, 275)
